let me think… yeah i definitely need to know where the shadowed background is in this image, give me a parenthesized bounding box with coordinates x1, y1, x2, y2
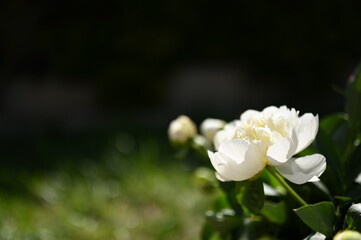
(0, 0, 361, 239)
(2, 1, 361, 131)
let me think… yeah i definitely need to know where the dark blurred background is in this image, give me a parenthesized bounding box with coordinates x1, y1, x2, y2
(1, 0, 361, 168)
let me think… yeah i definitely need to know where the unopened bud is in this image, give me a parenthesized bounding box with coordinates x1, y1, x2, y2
(334, 230, 361, 240)
(200, 118, 226, 142)
(168, 115, 197, 144)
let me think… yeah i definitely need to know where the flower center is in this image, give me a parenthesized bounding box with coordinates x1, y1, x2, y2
(234, 115, 290, 146)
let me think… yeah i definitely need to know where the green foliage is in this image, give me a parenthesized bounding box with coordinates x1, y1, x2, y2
(294, 202, 336, 237)
(236, 178, 265, 215)
(201, 223, 223, 240)
(205, 209, 241, 235)
(261, 201, 287, 224)
(346, 63, 361, 134)
(316, 124, 343, 194)
(0, 137, 213, 240)
(316, 102, 361, 194)
(320, 113, 348, 136)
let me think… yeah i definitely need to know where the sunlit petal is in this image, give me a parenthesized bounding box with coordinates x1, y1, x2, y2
(240, 109, 260, 121)
(266, 129, 298, 165)
(275, 154, 326, 184)
(295, 114, 319, 154)
(209, 140, 266, 181)
(213, 121, 237, 150)
(200, 118, 226, 141)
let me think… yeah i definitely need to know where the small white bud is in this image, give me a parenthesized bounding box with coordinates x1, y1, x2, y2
(334, 230, 361, 240)
(200, 118, 226, 142)
(168, 115, 197, 144)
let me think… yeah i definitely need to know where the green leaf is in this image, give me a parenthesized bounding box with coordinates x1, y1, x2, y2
(315, 128, 343, 194)
(332, 122, 352, 154)
(344, 203, 361, 231)
(345, 142, 361, 186)
(320, 114, 352, 155)
(219, 181, 243, 214)
(201, 222, 222, 240)
(261, 170, 286, 195)
(316, 128, 342, 170)
(311, 181, 333, 201)
(236, 178, 264, 215)
(212, 192, 231, 212)
(261, 201, 286, 224)
(334, 195, 353, 202)
(346, 63, 361, 134)
(319, 113, 348, 136)
(294, 201, 336, 237)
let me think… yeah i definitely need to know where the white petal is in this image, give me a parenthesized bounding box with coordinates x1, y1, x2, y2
(263, 183, 280, 196)
(219, 139, 248, 164)
(355, 173, 361, 184)
(308, 176, 320, 182)
(214, 130, 231, 150)
(215, 172, 229, 181)
(262, 105, 280, 114)
(208, 150, 237, 181)
(275, 154, 326, 184)
(213, 121, 237, 150)
(208, 150, 224, 166)
(295, 114, 319, 154)
(240, 109, 260, 121)
(200, 118, 226, 141)
(266, 129, 298, 165)
(210, 140, 266, 181)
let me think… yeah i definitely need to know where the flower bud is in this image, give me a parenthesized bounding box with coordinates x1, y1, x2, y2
(168, 115, 197, 144)
(334, 230, 361, 240)
(345, 203, 361, 231)
(200, 118, 226, 142)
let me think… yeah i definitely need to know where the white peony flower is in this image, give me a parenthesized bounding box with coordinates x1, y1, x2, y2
(168, 115, 197, 144)
(200, 118, 226, 141)
(208, 106, 326, 184)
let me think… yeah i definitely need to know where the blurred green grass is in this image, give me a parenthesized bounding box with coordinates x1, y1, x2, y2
(0, 132, 213, 240)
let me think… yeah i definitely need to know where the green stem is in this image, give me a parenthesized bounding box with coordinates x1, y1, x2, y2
(266, 166, 307, 206)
